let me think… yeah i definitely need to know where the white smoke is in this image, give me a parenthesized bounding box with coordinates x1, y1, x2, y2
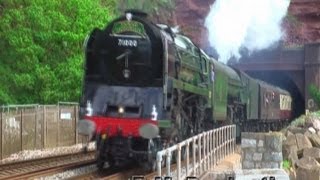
(205, 0, 290, 63)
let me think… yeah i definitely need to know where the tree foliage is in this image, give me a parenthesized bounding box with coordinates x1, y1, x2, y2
(0, 0, 117, 104)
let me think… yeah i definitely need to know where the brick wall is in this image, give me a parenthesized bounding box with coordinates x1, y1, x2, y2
(241, 132, 283, 169)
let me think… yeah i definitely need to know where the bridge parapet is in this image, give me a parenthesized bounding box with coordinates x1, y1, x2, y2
(229, 47, 304, 71)
(156, 125, 236, 180)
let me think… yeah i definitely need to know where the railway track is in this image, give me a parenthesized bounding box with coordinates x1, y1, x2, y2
(71, 168, 146, 180)
(0, 151, 95, 180)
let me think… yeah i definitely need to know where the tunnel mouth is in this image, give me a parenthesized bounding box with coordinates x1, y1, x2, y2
(246, 70, 305, 120)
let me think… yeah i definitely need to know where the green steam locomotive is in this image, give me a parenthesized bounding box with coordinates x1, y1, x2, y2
(78, 10, 292, 170)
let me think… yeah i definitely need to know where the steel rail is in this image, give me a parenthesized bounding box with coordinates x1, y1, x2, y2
(0, 151, 95, 180)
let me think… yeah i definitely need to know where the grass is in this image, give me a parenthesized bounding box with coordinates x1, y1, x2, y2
(282, 159, 291, 170)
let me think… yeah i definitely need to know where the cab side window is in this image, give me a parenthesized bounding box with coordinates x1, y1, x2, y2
(210, 64, 215, 82)
(201, 57, 207, 74)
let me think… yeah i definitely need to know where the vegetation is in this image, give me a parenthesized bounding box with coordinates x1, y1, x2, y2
(308, 84, 320, 107)
(289, 114, 306, 127)
(282, 159, 291, 170)
(0, 0, 117, 104)
(288, 110, 320, 128)
(0, 0, 176, 105)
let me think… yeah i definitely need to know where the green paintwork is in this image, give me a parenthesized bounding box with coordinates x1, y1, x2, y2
(211, 60, 243, 97)
(171, 78, 210, 97)
(167, 33, 246, 123)
(174, 35, 209, 89)
(213, 71, 228, 121)
(239, 72, 259, 120)
(158, 120, 171, 128)
(210, 60, 243, 121)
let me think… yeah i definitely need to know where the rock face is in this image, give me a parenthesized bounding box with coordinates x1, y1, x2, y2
(309, 133, 320, 147)
(174, 0, 214, 48)
(169, 0, 320, 49)
(296, 133, 313, 151)
(296, 156, 320, 169)
(296, 157, 320, 180)
(296, 168, 320, 180)
(303, 147, 320, 161)
(284, 0, 320, 46)
(282, 114, 320, 180)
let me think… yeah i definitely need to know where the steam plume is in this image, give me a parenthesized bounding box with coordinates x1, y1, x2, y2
(205, 0, 290, 63)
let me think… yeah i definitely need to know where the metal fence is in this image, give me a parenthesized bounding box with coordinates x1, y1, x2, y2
(0, 102, 85, 160)
(156, 125, 236, 180)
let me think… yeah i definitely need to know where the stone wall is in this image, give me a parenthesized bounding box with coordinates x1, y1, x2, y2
(241, 132, 283, 169)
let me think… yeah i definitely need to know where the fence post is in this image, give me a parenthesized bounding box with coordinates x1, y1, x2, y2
(211, 131, 214, 167)
(218, 129, 221, 163)
(209, 131, 212, 170)
(207, 132, 210, 170)
(213, 130, 215, 167)
(203, 132, 209, 171)
(20, 109, 23, 152)
(186, 142, 189, 177)
(73, 106, 78, 144)
(233, 125, 236, 153)
(57, 104, 60, 147)
(229, 126, 231, 155)
(203, 133, 206, 171)
(166, 150, 171, 177)
(222, 128, 225, 160)
(43, 106, 46, 149)
(192, 137, 196, 176)
(177, 144, 181, 180)
(75, 105, 80, 144)
(227, 126, 229, 156)
(35, 106, 37, 150)
(218, 129, 220, 163)
(198, 134, 202, 175)
(0, 110, 2, 160)
(224, 127, 226, 159)
(218, 128, 222, 163)
(157, 152, 162, 177)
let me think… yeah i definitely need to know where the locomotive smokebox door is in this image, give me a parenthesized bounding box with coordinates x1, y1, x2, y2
(139, 123, 159, 139)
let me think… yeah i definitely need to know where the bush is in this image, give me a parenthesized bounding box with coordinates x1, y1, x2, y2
(308, 84, 320, 107)
(0, 0, 117, 104)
